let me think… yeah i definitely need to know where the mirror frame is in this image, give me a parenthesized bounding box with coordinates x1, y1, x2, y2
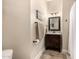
(48, 17, 61, 31)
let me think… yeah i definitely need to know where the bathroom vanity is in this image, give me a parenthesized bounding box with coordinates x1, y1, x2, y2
(45, 33, 62, 52)
(45, 16, 62, 52)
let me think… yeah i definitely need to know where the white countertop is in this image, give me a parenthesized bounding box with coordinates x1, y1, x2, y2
(46, 31, 62, 35)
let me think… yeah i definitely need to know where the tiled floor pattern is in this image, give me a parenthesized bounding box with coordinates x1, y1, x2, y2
(40, 50, 70, 59)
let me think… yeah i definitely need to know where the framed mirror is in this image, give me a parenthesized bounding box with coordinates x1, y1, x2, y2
(48, 17, 60, 31)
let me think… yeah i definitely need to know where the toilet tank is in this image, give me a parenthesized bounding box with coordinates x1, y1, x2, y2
(2, 49, 13, 59)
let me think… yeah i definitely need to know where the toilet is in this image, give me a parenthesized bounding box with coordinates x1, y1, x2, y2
(2, 49, 13, 59)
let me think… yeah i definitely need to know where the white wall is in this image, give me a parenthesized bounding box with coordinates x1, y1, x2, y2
(47, 0, 62, 14)
(62, 0, 75, 50)
(2, 0, 31, 59)
(31, 0, 47, 59)
(69, 2, 76, 59)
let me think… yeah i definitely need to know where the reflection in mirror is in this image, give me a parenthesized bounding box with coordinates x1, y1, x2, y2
(48, 17, 60, 31)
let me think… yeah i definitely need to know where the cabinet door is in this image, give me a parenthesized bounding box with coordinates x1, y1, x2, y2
(45, 34, 62, 52)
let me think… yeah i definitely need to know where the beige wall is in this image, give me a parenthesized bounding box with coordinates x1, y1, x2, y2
(47, 0, 62, 14)
(31, 0, 47, 59)
(2, 0, 31, 59)
(62, 0, 75, 50)
(3, 0, 47, 59)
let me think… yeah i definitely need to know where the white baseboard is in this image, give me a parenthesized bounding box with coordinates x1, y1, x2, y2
(62, 49, 70, 56)
(35, 49, 45, 59)
(62, 49, 71, 59)
(62, 49, 68, 53)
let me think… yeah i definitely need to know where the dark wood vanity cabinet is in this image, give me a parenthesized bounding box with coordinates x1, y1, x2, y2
(45, 34, 62, 52)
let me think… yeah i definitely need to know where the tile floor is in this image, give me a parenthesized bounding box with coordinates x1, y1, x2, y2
(40, 50, 70, 59)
